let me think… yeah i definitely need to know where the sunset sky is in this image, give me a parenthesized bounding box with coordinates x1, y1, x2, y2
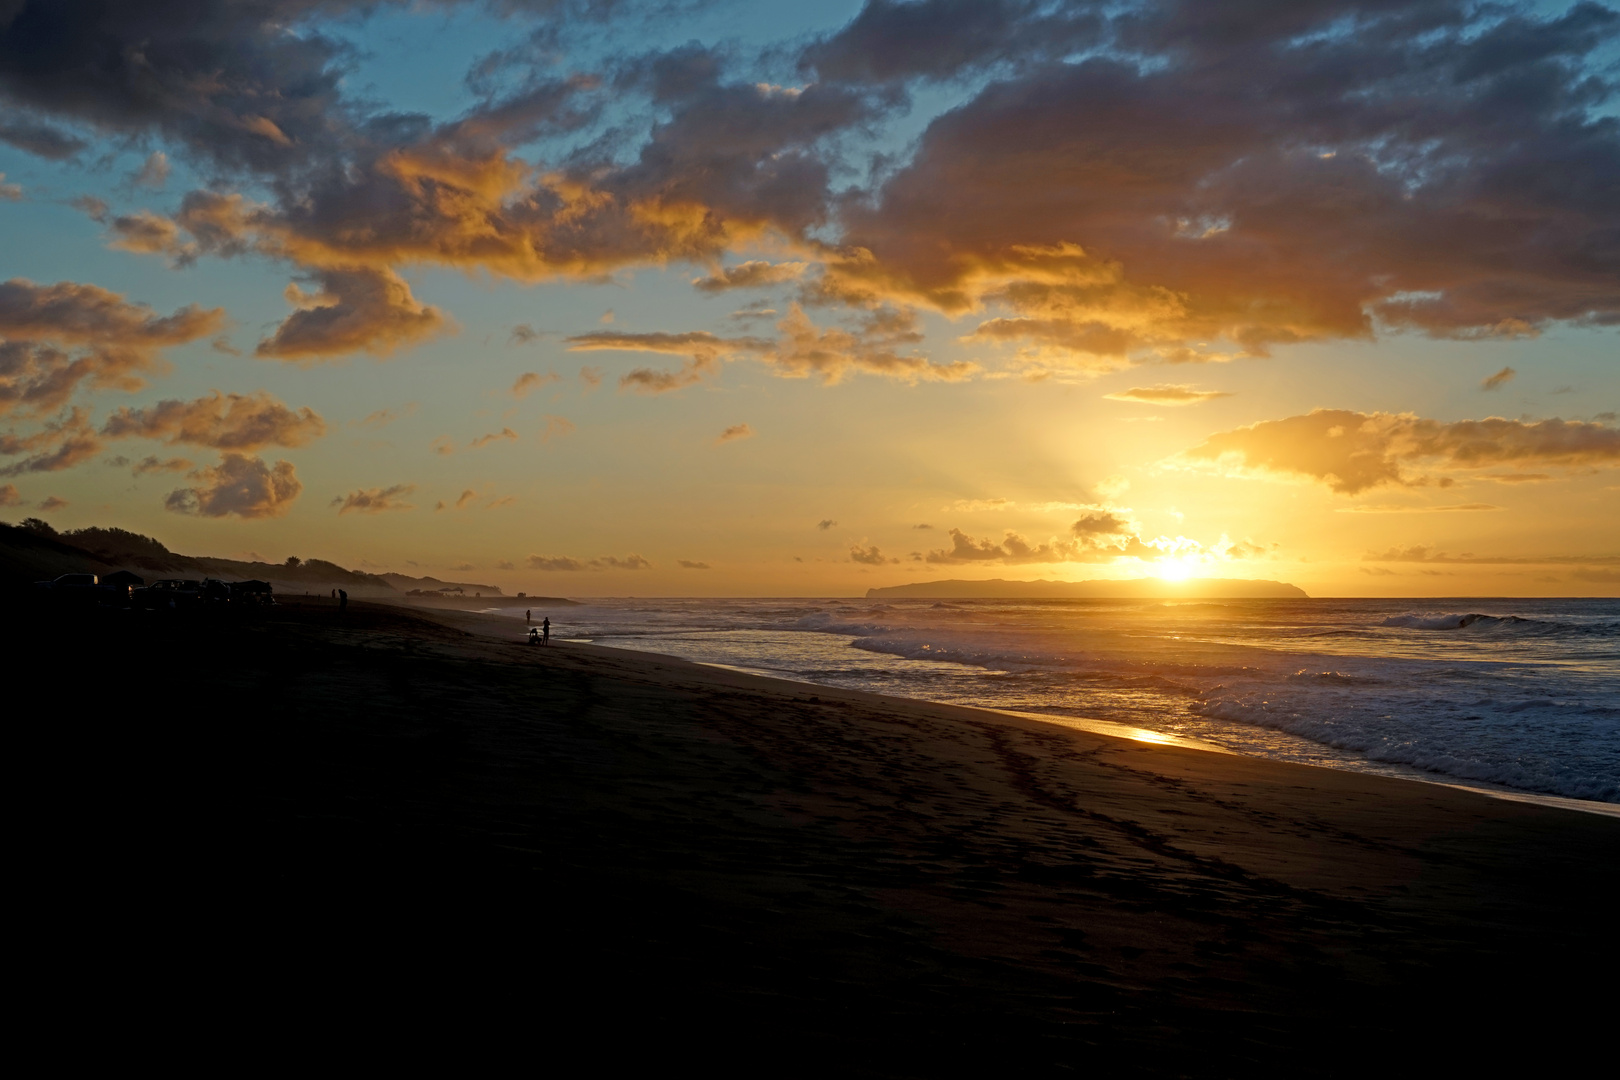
(2, 0, 1617, 596)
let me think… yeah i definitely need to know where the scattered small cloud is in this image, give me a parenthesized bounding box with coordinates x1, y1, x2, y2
(677, 560, 711, 570)
(0, 483, 20, 506)
(527, 554, 588, 571)
(692, 260, 807, 293)
(509, 324, 548, 346)
(817, 518, 836, 530)
(850, 544, 894, 565)
(1336, 503, 1503, 513)
(38, 495, 68, 510)
(539, 415, 575, 443)
(1096, 475, 1131, 499)
(526, 553, 652, 571)
(494, 560, 515, 571)
(912, 523, 932, 530)
(132, 455, 193, 475)
(332, 484, 416, 515)
(132, 151, 170, 189)
(431, 436, 456, 455)
(468, 427, 519, 450)
(716, 423, 754, 444)
(579, 366, 604, 392)
(1481, 366, 1516, 391)
(355, 403, 418, 428)
(1104, 385, 1232, 406)
(0, 174, 22, 201)
(512, 371, 561, 398)
(486, 495, 517, 509)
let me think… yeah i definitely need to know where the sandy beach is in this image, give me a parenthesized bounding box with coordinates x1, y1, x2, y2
(19, 598, 1616, 1072)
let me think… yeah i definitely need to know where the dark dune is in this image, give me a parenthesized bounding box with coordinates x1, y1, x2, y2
(14, 598, 1614, 1072)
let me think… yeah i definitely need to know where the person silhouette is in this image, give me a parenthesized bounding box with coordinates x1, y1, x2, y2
(541, 616, 550, 644)
(528, 626, 539, 645)
(338, 588, 348, 611)
(526, 609, 532, 625)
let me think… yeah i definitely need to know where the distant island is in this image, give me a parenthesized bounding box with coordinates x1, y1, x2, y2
(866, 577, 1308, 600)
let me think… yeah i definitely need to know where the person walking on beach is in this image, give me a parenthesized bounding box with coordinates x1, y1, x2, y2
(526, 609, 532, 625)
(541, 616, 550, 645)
(338, 588, 348, 612)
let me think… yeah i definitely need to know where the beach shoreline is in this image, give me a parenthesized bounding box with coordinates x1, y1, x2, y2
(450, 601, 1620, 818)
(17, 597, 1618, 1071)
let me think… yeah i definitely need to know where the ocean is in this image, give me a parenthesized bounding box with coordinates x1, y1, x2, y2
(494, 596, 1619, 807)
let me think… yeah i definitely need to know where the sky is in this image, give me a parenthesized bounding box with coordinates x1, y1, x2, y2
(1, 0, 1617, 597)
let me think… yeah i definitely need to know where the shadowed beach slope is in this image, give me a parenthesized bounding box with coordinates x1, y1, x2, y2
(17, 599, 1615, 1073)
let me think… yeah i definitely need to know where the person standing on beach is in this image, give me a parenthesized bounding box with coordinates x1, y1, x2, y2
(526, 609, 532, 625)
(339, 588, 348, 612)
(542, 617, 550, 644)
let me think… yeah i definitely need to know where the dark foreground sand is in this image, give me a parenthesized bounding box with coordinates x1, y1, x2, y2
(16, 599, 1617, 1072)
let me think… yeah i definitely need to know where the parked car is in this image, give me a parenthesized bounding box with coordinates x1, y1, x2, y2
(133, 579, 206, 609)
(33, 573, 130, 605)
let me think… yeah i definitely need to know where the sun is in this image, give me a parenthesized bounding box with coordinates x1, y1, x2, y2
(1157, 556, 1197, 582)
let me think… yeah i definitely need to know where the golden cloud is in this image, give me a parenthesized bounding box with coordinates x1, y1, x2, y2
(1104, 385, 1231, 406)
(255, 267, 449, 363)
(164, 453, 301, 518)
(101, 390, 325, 450)
(0, 278, 225, 416)
(1180, 409, 1620, 494)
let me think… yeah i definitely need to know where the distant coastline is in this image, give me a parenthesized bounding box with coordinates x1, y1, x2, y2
(866, 577, 1309, 600)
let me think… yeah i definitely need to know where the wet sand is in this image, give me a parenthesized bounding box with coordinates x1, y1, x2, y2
(18, 598, 1617, 1072)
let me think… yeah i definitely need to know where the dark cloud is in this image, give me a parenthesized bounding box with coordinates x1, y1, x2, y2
(801, 0, 1104, 85)
(37, 494, 67, 510)
(817, 518, 835, 530)
(826, 1, 1620, 366)
(101, 390, 325, 449)
(0, 117, 86, 159)
(164, 452, 301, 518)
(716, 422, 752, 443)
(11, 1, 1615, 377)
(1481, 366, 1517, 391)
(677, 559, 710, 569)
(0, 0, 361, 174)
(1181, 408, 1620, 494)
